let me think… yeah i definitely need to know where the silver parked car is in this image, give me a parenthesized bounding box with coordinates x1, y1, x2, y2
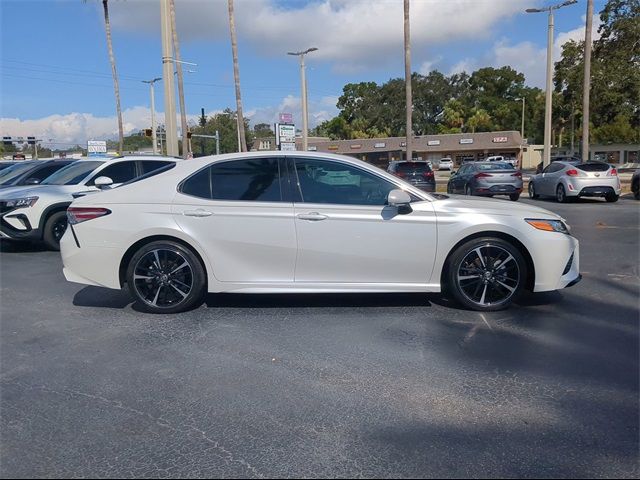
(529, 161, 621, 203)
(447, 161, 523, 201)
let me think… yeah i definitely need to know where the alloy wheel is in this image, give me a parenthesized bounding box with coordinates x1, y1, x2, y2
(52, 217, 68, 241)
(456, 244, 520, 307)
(132, 248, 194, 309)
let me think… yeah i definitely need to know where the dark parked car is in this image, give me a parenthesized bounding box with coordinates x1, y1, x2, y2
(447, 161, 523, 201)
(387, 161, 435, 192)
(0, 159, 74, 190)
(632, 169, 639, 200)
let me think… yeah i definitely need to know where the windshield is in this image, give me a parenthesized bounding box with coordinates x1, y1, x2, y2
(0, 162, 38, 185)
(396, 162, 431, 174)
(41, 161, 104, 185)
(476, 162, 514, 171)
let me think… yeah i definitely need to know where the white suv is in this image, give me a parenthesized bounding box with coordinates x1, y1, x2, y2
(0, 156, 177, 250)
(486, 155, 518, 168)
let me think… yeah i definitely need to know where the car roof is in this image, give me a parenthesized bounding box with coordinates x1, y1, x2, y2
(73, 155, 179, 163)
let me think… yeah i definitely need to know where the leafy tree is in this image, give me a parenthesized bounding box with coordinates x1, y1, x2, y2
(253, 123, 274, 138)
(190, 108, 252, 155)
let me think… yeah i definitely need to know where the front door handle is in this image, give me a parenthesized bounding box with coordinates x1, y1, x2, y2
(183, 209, 213, 218)
(297, 212, 328, 221)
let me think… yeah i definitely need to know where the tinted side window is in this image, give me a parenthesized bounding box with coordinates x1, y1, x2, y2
(89, 161, 137, 185)
(294, 158, 396, 206)
(140, 160, 172, 174)
(180, 168, 212, 199)
(210, 159, 282, 201)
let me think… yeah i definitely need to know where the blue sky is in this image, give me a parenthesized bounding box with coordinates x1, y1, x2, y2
(0, 0, 604, 147)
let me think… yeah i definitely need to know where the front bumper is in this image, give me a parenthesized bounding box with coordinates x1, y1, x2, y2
(0, 204, 41, 240)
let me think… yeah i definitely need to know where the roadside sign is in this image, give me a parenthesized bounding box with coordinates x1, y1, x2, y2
(87, 140, 107, 156)
(275, 123, 296, 151)
(279, 112, 293, 124)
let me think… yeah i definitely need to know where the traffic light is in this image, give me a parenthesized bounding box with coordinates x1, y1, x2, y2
(144, 128, 153, 137)
(27, 136, 36, 145)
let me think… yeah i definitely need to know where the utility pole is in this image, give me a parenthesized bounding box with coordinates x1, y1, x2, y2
(228, 0, 247, 152)
(142, 78, 162, 155)
(288, 48, 318, 152)
(160, 0, 178, 156)
(169, 0, 189, 159)
(582, 0, 594, 161)
(526, 0, 577, 167)
(404, 0, 413, 162)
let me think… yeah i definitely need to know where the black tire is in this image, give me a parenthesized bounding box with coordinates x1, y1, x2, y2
(42, 211, 68, 251)
(605, 192, 619, 203)
(465, 185, 473, 196)
(126, 240, 206, 314)
(509, 193, 520, 201)
(633, 180, 639, 200)
(447, 183, 453, 194)
(528, 182, 539, 199)
(445, 237, 527, 311)
(556, 184, 569, 203)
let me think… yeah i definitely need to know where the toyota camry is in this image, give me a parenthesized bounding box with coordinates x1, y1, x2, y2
(60, 151, 581, 314)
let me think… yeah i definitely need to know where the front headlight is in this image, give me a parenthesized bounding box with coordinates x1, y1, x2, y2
(525, 218, 570, 234)
(4, 196, 39, 208)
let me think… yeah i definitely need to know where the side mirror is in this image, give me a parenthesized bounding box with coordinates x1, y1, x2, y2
(450, 170, 456, 176)
(387, 189, 412, 214)
(94, 176, 113, 190)
(24, 177, 40, 185)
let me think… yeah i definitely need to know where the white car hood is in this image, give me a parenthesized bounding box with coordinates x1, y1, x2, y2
(0, 184, 85, 201)
(434, 194, 564, 221)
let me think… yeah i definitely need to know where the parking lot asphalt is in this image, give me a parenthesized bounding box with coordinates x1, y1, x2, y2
(1, 195, 638, 478)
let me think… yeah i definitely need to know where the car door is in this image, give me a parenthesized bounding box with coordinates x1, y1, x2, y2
(289, 157, 437, 285)
(172, 157, 297, 283)
(453, 164, 469, 192)
(539, 163, 562, 196)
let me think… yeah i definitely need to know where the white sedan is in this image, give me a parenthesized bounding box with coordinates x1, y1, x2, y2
(61, 151, 581, 314)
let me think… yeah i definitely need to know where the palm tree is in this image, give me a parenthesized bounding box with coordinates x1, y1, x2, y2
(169, 0, 189, 158)
(227, 0, 247, 152)
(86, 0, 124, 153)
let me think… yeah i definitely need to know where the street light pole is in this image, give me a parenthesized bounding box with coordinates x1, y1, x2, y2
(288, 48, 318, 152)
(582, 0, 594, 162)
(404, 0, 413, 162)
(142, 78, 162, 155)
(526, 0, 577, 167)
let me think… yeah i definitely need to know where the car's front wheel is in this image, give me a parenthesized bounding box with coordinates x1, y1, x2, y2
(43, 211, 68, 251)
(126, 241, 206, 314)
(445, 237, 527, 311)
(509, 193, 520, 201)
(556, 184, 569, 203)
(528, 182, 539, 199)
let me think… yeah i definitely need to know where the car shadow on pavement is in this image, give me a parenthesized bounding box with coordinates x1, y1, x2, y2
(73, 285, 133, 309)
(0, 240, 48, 253)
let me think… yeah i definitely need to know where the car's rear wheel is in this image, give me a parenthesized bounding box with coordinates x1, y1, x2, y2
(126, 241, 206, 314)
(509, 193, 520, 201)
(42, 211, 68, 251)
(528, 182, 539, 199)
(556, 184, 568, 203)
(445, 237, 527, 311)
(465, 185, 473, 196)
(605, 192, 619, 203)
(447, 183, 453, 194)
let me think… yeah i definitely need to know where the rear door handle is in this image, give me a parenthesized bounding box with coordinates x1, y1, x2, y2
(183, 209, 213, 218)
(297, 212, 328, 221)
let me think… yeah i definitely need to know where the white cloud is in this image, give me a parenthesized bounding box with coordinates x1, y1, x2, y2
(441, 15, 601, 87)
(0, 96, 338, 147)
(107, 0, 532, 71)
(419, 56, 443, 76)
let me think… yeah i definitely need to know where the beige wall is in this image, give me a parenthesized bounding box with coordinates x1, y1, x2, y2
(521, 145, 543, 169)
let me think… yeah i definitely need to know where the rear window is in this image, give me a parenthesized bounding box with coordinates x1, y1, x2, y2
(477, 162, 514, 171)
(396, 162, 432, 174)
(577, 162, 610, 172)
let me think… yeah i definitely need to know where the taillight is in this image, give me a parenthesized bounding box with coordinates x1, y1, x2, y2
(608, 168, 617, 176)
(424, 171, 434, 178)
(475, 173, 493, 179)
(396, 172, 407, 178)
(511, 172, 522, 178)
(566, 169, 579, 177)
(67, 207, 111, 225)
